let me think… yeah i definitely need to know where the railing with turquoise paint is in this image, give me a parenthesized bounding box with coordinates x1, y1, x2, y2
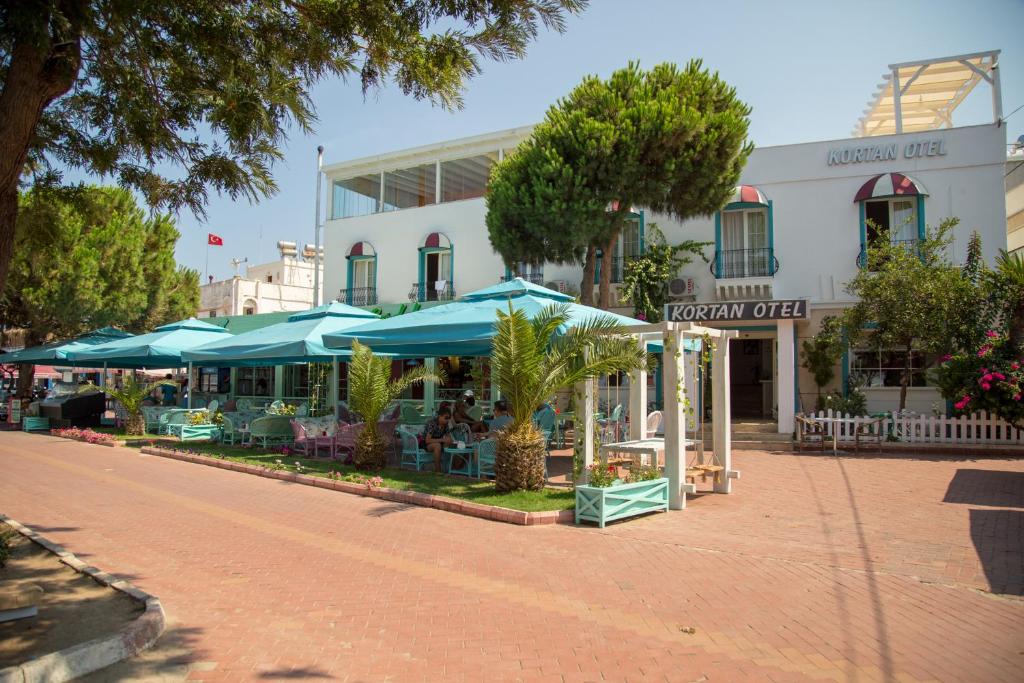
(409, 281, 455, 303)
(500, 273, 544, 285)
(710, 248, 779, 279)
(339, 287, 378, 306)
(856, 239, 919, 269)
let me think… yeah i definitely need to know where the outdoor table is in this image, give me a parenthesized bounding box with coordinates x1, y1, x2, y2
(598, 438, 697, 469)
(444, 445, 477, 476)
(237, 426, 251, 446)
(808, 416, 862, 454)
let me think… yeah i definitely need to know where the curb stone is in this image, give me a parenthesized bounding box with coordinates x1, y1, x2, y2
(0, 516, 166, 683)
(139, 446, 575, 526)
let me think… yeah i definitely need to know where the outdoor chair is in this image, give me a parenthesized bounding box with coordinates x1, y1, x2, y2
(220, 415, 245, 445)
(399, 431, 433, 471)
(377, 419, 401, 466)
(294, 403, 308, 417)
(290, 419, 316, 457)
(248, 415, 294, 448)
(466, 404, 483, 421)
(477, 438, 497, 479)
(532, 407, 556, 446)
(400, 403, 427, 425)
(646, 410, 663, 438)
(334, 422, 365, 460)
(160, 409, 191, 437)
(855, 416, 886, 452)
(141, 406, 168, 433)
(598, 404, 625, 442)
(236, 397, 255, 411)
(794, 414, 827, 452)
(207, 399, 219, 414)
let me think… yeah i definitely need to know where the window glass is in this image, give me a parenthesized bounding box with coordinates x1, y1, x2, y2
(236, 367, 275, 396)
(283, 365, 310, 398)
(440, 153, 498, 202)
(198, 367, 229, 393)
(851, 348, 936, 388)
(331, 175, 380, 218)
(892, 200, 916, 242)
(382, 164, 436, 211)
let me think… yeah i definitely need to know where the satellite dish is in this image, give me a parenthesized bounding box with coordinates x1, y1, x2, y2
(1015, 134, 1024, 152)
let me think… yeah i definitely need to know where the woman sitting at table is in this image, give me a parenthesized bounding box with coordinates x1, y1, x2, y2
(422, 406, 454, 473)
(485, 400, 513, 436)
(453, 390, 488, 433)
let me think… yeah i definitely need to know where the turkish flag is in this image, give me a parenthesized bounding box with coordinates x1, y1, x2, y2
(208, 233, 223, 246)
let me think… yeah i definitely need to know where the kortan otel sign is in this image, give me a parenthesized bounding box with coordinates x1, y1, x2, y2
(665, 299, 809, 323)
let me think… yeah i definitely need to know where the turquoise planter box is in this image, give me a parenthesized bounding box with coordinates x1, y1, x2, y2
(575, 477, 669, 528)
(22, 417, 50, 432)
(179, 424, 222, 442)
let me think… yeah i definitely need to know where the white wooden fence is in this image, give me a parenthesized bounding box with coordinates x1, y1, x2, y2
(805, 409, 1024, 445)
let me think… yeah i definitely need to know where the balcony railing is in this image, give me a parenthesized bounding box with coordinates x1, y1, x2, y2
(338, 287, 378, 307)
(711, 248, 779, 279)
(501, 272, 544, 285)
(856, 239, 919, 269)
(409, 281, 455, 303)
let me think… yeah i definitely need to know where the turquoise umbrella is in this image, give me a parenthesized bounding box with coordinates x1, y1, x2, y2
(322, 278, 679, 357)
(67, 318, 231, 368)
(182, 302, 379, 367)
(2, 327, 133, 366)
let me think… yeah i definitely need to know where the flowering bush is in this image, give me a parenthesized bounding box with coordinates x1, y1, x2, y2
(187, 411, 211, 425)
(327, 471, 385, 489)
(936, 331, 1024, 426)
(627, 465, 662, 483)
(585, 462, 619, 488)
(50, 427, 116, 445)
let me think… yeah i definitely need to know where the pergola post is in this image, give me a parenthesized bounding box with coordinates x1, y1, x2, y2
(628, 338, 647, 440)
(187, 361, 193, 408)
(663, 327, 686, 510)
(100, 362, 107, 390)
(424, 358, 436, 414)
(330, 357, 340, 414)
(712, 331, 736, 493)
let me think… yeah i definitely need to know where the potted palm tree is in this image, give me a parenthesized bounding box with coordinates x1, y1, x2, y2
(490, 303, 647, 492)
(80, 374, 176, 436)
(347, 340, 442, 469)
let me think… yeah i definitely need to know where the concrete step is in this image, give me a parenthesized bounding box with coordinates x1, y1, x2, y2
(731, 439, 792, 451)
(699, 430, 791, 442)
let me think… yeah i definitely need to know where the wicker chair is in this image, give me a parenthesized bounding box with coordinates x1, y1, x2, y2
(855, 416, 886, 452)
(794, 414, 827, 452)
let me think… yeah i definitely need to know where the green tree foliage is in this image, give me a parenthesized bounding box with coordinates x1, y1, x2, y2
(490, 302, 646, 491)
(80, 375, 174, 435)
(840, 218, 976, 411)
(618, 224, 709, 322)
(1, 185, 199, 349)
(347, 340, 441, 469)
(486, 60, 752, 308)
(800, 316, 843, 407)
(0, 1, 586, 293)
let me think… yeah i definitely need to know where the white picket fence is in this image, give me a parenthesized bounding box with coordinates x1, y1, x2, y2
(805, 409, 1024, 445)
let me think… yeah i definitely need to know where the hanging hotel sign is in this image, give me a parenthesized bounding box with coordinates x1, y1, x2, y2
(826, 138, 947, 166)
(665, 299, 809, 323)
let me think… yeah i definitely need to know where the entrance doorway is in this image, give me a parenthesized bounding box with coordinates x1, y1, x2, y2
(729, 338, 775, 418)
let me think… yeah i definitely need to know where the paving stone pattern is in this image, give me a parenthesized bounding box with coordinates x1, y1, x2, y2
(1, 432, 1021, 682)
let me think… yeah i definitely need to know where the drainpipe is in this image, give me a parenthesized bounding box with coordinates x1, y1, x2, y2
(312, 146, 324, 308)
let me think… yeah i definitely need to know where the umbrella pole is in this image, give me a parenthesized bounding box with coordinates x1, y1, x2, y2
(187, 362, 192, 409)
(100, 362, 106, 391)
(330, 357, 339, 416)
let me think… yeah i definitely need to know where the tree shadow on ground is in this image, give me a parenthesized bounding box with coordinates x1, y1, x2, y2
(79, 623, 206, 681)
(257, 666, 334, 679)
(943, 469, 1024, 507)
(364, 502, 416, 518)
(969, 509, 1024, 596)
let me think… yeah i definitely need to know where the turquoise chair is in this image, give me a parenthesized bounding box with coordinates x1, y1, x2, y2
(446, 424, 474, 475)
(598, 404, 625, 441)
(532, 406, 556, 446)
(477, 438, 497, 479)
(400, 403, 427, 425)
(249, 415, 294, 448)
(142, 406, 168, 434)
(399, 431, 433, 471)
(220, 415, 244, 445)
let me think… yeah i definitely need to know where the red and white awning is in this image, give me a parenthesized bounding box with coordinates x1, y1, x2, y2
(853, 173, 928, 203)
(347, 241, 376, 258)
(420, 232, 452, 250)
(727, 185, 769, 206)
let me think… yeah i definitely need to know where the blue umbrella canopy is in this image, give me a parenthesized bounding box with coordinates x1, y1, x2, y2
(182, 302, 379, 367)
(67, 318, 231, 368)
(2, 327, 133, 366)
(323, 278, 678, 357)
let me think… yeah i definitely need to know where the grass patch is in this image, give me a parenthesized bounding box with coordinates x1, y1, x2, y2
(93, 426, 164, 442)
(125, 439, 575, 512)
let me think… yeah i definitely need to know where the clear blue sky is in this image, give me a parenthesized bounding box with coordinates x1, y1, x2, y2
(174, 0, 1024, 280)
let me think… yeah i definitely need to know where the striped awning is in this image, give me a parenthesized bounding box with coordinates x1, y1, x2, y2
(854, 173, 928, 203)
(420, 232, 452, 249)
(347, 241, 376, 258)
(727, 185, 769, 206)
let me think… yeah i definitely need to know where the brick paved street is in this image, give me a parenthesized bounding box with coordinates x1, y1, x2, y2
(1, 431, 1021, 682)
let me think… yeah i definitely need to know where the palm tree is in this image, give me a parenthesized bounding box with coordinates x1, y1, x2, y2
(80, 374, 176, 435)
(989, 250, 1024, 352)
(347, 340, 442, 469)
(490, 303, 647, 492)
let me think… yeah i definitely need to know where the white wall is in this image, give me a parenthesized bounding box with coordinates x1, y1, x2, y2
(323, 124, 1007, 307)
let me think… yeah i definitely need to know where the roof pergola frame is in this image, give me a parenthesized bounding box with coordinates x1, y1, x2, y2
(855, 50, 1002, 138)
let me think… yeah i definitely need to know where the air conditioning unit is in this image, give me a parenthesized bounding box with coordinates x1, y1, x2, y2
(667, 277, 696, 299)
(544, 280, 569, 293)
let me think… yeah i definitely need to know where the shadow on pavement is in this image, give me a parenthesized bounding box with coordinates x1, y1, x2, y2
(79, 623, 206, 682)
(943, 469, 1024, 507)
(969, 509, 1024, 596)
(257, 667, 335, 679)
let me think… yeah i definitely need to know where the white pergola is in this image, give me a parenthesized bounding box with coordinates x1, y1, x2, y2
(579, 322, 739, 510)
(854, 50, 1002, 137)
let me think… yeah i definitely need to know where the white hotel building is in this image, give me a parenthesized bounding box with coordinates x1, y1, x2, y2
(322, 51, 1008, 434)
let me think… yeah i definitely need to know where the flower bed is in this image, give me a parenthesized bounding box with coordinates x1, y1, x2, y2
(49, 427, 118, 447)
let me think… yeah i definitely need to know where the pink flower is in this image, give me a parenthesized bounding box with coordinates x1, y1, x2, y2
(978, 345, 992, 357)
(986, 330, 998, 338)
(982, 373, 994, 382)
(941, 354, 952, 362)
(992, 372, 1006, 381)
(981, 382, 992, 391)
(1012, 362, 1020, 371)
(1015, 394, 1022, 401)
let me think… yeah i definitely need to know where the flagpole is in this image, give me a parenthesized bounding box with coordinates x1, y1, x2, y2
(205, 242, 209, 282)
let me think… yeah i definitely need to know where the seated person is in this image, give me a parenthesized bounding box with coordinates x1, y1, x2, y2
(486, 400, 513, 435)
(453, 390, 487, 433)
(422, 406, 454, 473)
(159, 374, 178, 406)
